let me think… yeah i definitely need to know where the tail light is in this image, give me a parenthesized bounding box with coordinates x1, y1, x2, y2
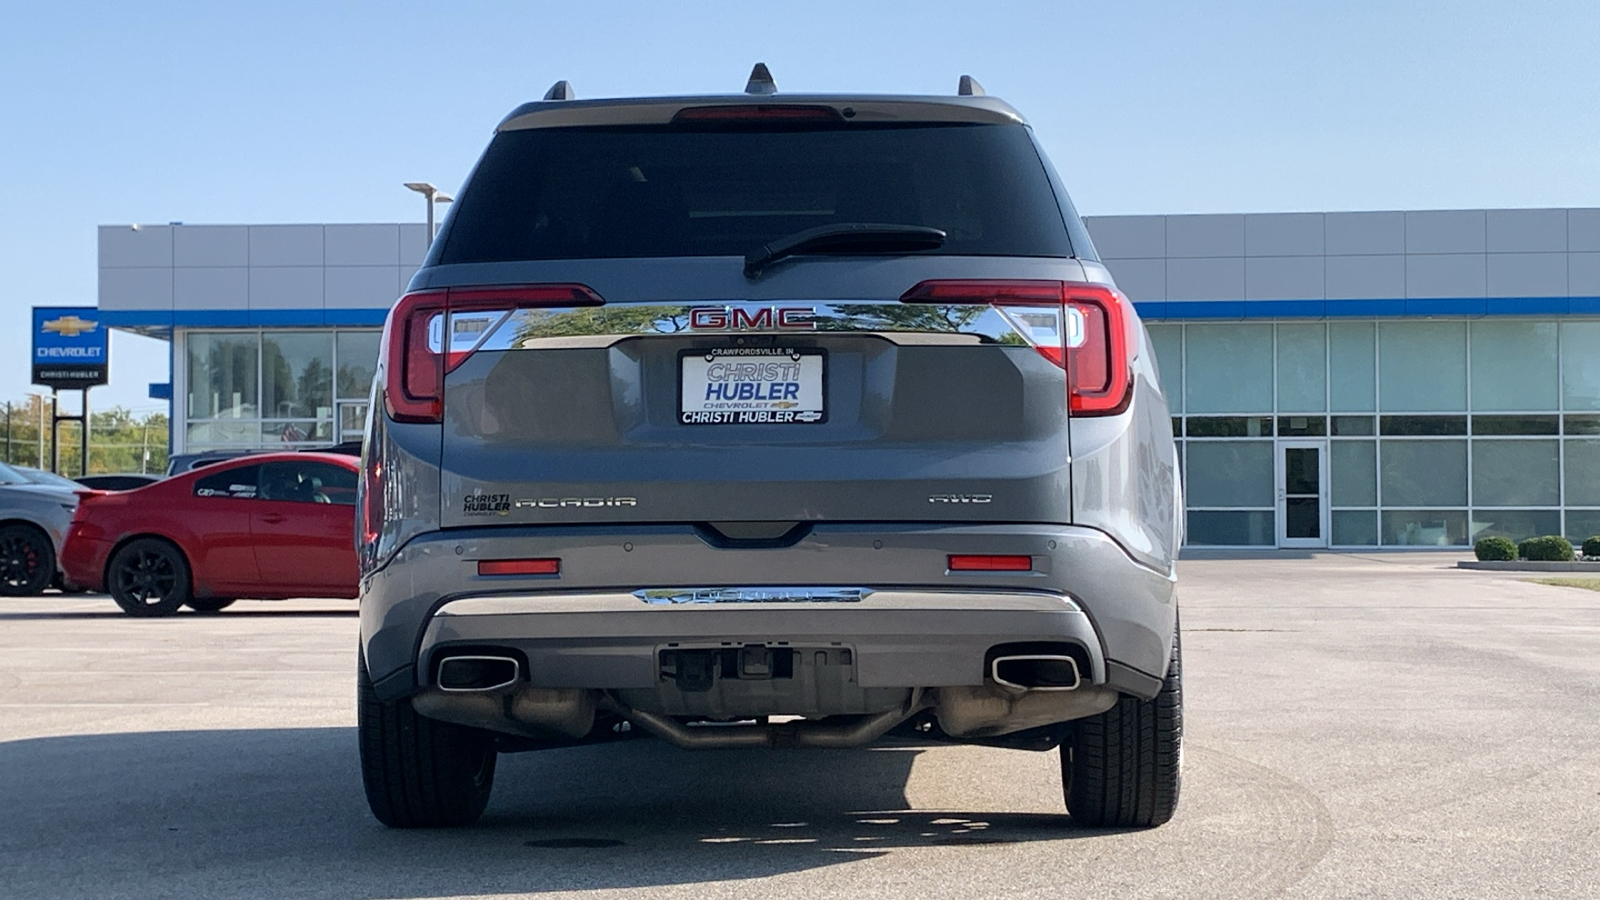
(899, 280, 1135, 416)
(381, 284, 605, 424)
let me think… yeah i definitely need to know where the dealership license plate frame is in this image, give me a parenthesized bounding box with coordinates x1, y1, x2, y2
(678, 347, 828, 425)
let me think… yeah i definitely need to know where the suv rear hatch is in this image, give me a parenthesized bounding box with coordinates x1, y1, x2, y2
(393, 110, 1130, 529)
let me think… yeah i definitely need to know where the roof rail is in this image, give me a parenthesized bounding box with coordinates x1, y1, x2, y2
(958, 75, 985, 97)
(543, 80, 574, 101)
(744, 62, 777, 95)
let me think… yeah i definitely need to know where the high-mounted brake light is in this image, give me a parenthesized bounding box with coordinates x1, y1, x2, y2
(948, 554, 1034, 572)
(381, 284, 605, 424)
(477, 558, 561, 577)
(899, 280, 1135, 416)
(672, 105, 843, 123)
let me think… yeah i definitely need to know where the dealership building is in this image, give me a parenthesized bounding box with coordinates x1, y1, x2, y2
(96, 208, 1600, 549)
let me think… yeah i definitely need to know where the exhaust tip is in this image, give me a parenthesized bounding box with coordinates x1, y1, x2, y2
(991, 655, 1081, 692)
(437, 655, 520, 692)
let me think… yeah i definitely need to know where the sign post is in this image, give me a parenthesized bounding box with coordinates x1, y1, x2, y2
(32, 307, 109, 475)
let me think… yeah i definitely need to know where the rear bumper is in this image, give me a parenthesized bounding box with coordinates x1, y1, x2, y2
(59, 536, 109, 592)
(360, 522, 1176, 702)
(420, 588, 1103, 689)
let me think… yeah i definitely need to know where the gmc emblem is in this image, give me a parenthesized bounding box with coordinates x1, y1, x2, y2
(688, 306, 816, 331)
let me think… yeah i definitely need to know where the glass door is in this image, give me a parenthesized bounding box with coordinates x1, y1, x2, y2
(337, 400, 369, 445)
(1277, 441, 1327, 548)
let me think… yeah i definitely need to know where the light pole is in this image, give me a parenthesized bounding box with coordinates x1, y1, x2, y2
(403, 182, 454, 246)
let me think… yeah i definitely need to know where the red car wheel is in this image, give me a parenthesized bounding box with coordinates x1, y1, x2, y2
(107, 538, 192, 617)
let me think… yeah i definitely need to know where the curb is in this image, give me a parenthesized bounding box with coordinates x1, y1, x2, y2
(1456, 560, 1600, 572)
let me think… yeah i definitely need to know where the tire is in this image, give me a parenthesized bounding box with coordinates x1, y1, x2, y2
(106, 538, 192, 617)
(1062, 621, 1183, 828)
(185, 597, 237, 613)
(0, 524, 56, 597)
(358, 650, 497, 828)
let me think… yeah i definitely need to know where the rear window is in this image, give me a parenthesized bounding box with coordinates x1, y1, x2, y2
(194, 465, 260, 499)
(438, 122, 1074, 263)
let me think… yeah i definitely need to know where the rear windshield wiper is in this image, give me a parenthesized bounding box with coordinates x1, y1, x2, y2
(744, 223, 947, 279)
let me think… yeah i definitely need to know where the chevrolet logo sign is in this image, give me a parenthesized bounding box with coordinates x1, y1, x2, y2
(42, 315, 99, 338)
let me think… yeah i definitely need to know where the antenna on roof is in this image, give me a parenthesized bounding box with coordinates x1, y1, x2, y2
(957, 75, 985, 97)
(543, 80, 574, 101)
(744, 63, 777, 95)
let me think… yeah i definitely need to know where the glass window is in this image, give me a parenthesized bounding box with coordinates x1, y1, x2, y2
(1187, 511, 1273, 546)
(1332, 415, 1376, 436)
(262, 420, 333, 446)
(1472, 415, 1559, 436)
(1470, 509, 1561, 543)
(1379, 321, 1466, 412)
(1380, 415, 1467, 436)
(193, 464, 261, 499)
(1275, 323, 1326, 412)
(1565, 415, 1600, 435)
(1331, 509, 1378, 545)
(187, 333, 259, 420)
(1561, 322, 1600, 411)
(1184, 324, 1273, 413)
(1277, 416, 1327, 437)
(1331, 441, 1377, 507)
(336, 331, 382, 401)
(1185, 442, 1273, 507)
(186, 419, 260, 449)
(1381, 510, 1467, 546)
(261, 332, 334, 421)
(440, 124, 1075, 263)
(1470, 321, 1557, 411)
(1471, 440, 1559, 507)
(1329, 321, 1375, 412)
(1380, 440, 1467, 507)
(259, 460, 357, 505)
(341, 403, 371, 440)
(1565, 440, 1600, 506)
(312, 463, 359, 505)
(1186, 417, 1273, 438)
(1566, 510, 1600, 544)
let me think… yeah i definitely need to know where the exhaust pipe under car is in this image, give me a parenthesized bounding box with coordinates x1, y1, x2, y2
(990, 654, 1081, 692)
(436, 655, 521, 692)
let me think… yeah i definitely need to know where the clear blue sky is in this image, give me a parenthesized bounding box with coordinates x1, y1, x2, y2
(2, 0, 1596, 413)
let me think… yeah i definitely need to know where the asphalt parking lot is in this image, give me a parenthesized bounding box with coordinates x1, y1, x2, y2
(3, 553, 1598, 899)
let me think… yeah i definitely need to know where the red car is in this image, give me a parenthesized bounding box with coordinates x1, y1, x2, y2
(61, 452, 360, 616)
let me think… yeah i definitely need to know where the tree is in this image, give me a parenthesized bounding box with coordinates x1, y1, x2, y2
(1, 396, 169, 476)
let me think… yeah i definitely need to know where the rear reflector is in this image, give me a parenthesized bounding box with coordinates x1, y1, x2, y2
(948, 554, 1034, 572)
(382, 284, 605, 424)
(900, 280, 1135, 416)
(477, 558, 561, 577)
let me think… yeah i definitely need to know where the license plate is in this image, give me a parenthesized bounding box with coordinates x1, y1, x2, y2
(679, 348, 826, 425)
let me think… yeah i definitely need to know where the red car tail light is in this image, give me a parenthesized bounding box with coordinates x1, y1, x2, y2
(382, 284, 605, 424)
(948, 554, 1034, 572)
(899, 279, 1135, 416)
(477, 558, 561, 576)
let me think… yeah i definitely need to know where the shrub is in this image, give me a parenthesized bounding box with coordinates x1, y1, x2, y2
(1583, 536, 1600, 559)
(1519, 535, 1575, 562)
(1474, 536, 1517, 561)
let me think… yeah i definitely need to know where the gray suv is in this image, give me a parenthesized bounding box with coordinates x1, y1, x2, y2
(357, 71, 1183, 830)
